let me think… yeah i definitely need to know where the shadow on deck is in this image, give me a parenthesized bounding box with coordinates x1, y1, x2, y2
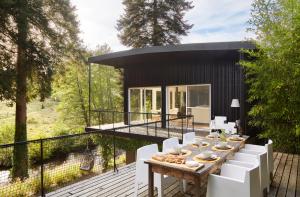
(47, 152, 300, 197)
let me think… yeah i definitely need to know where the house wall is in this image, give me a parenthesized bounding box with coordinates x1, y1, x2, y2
(122, 51, 249, 133)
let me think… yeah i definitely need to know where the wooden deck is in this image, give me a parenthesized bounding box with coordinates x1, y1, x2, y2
(269, 152, 300, 197)
(47, 152, 300, 197)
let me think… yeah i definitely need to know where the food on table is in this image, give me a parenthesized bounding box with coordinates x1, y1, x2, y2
(167, 148, 189, 156)
(165, 155, 185, 164)
(196, 151, 214, 160)
(228, 135, 244, 141)
(192, 141, 209, 147)
(207, 133, 220, 138)
(185, 160, 199, 168)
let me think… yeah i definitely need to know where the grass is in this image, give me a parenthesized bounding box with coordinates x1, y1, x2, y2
(0, 99, 60, 140)
(0, 154, 127, 197)
(0, 162, 90, 197)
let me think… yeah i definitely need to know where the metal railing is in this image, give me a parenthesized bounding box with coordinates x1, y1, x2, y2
(89, 109, 195, 139)
(0, 112, 194, 197)
(0, 129, 126, 197)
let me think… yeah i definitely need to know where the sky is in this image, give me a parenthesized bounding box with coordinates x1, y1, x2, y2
(71, 0, 254, 52)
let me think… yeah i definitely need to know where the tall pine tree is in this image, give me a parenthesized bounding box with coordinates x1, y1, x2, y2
(117, 0, 193, 47)
(0, 0, 79, 179)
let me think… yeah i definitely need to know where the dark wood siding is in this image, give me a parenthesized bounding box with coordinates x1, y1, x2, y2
(123, 51, 248, 133)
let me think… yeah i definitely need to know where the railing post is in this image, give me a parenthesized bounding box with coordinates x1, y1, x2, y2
(155, 122, 157, 137)
(192, 115, 195, 132)
(146, 113, 149, 135)
(167, 115, 170, 138)
(112, 111, 115, 129)
(113, 129, 118, 172)
(40, 139, 45, 197)
(181, 117, 184, 141)
(128, 112, 131, 133)
(98, 111, 101, 129)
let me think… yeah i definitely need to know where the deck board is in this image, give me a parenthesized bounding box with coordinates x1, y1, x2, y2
(286, 154, 298, 197)
(47, 152, 299, 197)
(296, 155, 300, 197)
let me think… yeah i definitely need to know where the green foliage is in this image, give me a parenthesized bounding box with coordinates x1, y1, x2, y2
(53, 45, 123, 127)
(0, 0, 79, 102)
(0, 163, 90, 197)
(242, 0, 300, 153)
(117, 0, 194, 47)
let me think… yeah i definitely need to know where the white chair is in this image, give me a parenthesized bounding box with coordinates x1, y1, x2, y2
(211, 116, 227, 130)
(134, 144, 174, 197)
(228, 151, 268, 196)
(215, 116, 227, 125)
(206, 163, 261, 197)
(225, 122, 236, 134)
(182, 132, 196, 145)
(243, 140, 274, 181)
(162, 137, 180, 153)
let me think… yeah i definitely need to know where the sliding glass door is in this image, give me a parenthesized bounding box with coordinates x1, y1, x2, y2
(187, 85, 210, 124)
(167, 84, 211, 124)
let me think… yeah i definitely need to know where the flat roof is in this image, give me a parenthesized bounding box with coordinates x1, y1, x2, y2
(88, 41, 255, 67)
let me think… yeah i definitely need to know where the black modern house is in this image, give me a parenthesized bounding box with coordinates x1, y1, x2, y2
(88, 41, 255, 135)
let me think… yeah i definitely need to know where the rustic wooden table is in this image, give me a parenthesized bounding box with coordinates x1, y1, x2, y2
(145, 135, 248, 197)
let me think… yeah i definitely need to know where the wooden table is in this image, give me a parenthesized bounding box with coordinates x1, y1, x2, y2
(145, 135, 248, 197)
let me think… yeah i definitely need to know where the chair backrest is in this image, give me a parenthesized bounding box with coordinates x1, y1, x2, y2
(226, 122, 236, 134)
(136, 144, 158, 184)
(221, 163, 260, 197)
(234, 152, 259, 165)
(163, 137, 179, 153)
(214, 116, 227, 125)
(247, 164, 261, 197)
(183, 132, 195, 145)
(235, 151, 268, 194)
(265, 139, 274, 173)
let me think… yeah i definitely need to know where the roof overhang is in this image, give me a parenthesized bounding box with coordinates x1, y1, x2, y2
(88, 41, 255, 68)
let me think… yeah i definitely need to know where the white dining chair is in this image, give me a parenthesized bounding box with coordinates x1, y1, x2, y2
(225, 122, 236, 134)
(215, 116, 227, 124)
(182, 132, 196, 145)
(206, 163, 261, 197)
(162, 137, 181, 153)
(228, 151, 268, 195)
(243, 140, 274, 181)
(134, 144, 174, 197)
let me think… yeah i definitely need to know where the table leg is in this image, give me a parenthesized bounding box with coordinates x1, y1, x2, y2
(148, 164, 154, 197)
(195, 177, 201, 197)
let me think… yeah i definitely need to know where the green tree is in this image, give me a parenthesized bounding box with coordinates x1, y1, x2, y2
(53, 45, 123, 128)
(0, 0, 79, 179)
(242, 0, 300, 152)
(117, 0, 193, 47)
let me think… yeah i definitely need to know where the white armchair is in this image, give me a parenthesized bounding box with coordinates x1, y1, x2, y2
(134, 144, 174, 197)
(206, 163, 261, 197)
(243, 140, 274, 181)
(229, 151, 268, 195)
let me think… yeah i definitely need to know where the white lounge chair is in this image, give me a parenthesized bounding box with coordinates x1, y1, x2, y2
(206, 163, 261, 197)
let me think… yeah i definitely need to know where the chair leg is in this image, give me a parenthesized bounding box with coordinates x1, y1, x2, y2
(134, 181, 139, 197)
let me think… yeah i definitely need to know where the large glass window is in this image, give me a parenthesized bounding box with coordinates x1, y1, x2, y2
(187, 86, 210, 107)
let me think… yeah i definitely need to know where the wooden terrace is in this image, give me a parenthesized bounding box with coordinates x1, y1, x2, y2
(47, 152, 299, 197)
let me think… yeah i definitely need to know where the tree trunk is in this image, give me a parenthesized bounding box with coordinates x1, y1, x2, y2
(152, 0, 159, 46)
(12, 0, 29, 179)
